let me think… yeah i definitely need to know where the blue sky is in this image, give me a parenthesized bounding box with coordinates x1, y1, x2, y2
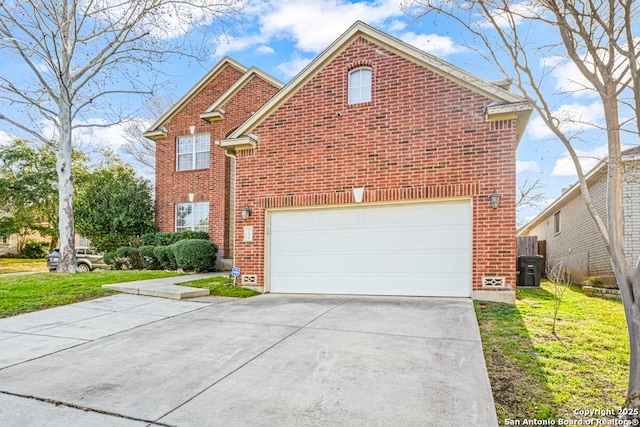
(0, 0, 625, 226)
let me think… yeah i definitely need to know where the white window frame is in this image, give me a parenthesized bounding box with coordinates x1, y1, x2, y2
(553, 211, 561, 235)
(348, 67, 372, 105)
(175, 202, 210, 232)
(176, 133, 210, 171)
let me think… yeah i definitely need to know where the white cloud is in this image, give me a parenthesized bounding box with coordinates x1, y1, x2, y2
(540, 56, 597, 98)
(259, 0, 404, 53)
(516, 160, 540, 174)
(0, 130, 15, 146)
(477, 2, 545, 29)
(388, 19, 406, 31)
(214, 34, 267, 58)
(276, 54, 313, 79)
(551, 145, 607, 176)
(255, 45, 275, 55)
(399, 32, 465, 57)
(215, 0, 405, 59)
(527, 101, 604, 140)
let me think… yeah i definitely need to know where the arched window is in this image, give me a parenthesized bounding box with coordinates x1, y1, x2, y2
(348, 68, 372, 104)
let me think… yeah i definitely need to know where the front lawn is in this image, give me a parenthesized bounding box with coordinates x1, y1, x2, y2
(179, 276, 261, 298)
(0, 270, 184, 318)
(0, 258, 47, 274)
(476, 280, 628, 423)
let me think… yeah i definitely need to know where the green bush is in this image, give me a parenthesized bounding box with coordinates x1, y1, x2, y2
(20, 240, 49, 259)
(109, 246, 143, 270)
(172, 239, 217, 272)
(103, 251, 116, 265)
(153, 245, 177, 270)
(138, 245, 160, 270)
(141, 231, 209, 247)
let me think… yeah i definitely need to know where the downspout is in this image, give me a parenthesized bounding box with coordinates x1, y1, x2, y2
(224, 149, 236, 263)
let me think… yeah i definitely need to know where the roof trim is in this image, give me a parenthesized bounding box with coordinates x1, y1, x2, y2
(226, 21, 529, 139)
(202, 67, 284, 117)
(144, 56, 247, 136)
(217, 134, 258, 151)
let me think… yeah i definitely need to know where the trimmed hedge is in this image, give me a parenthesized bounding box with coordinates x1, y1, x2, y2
(138, 245, 160, 270)
(141, 231, 209, 247)
(172, 239, 217, 273)
(153, 245, 177, 270)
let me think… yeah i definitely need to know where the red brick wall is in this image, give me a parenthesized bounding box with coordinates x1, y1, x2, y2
(234, 37, 518, 293)
(154, 64, 280, 257)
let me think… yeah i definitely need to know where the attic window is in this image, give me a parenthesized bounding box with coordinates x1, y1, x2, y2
(348, 67, 372, 104)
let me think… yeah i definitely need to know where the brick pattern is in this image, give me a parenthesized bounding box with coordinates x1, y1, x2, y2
(155, 64, 280, 257)
(233, 37, 518, 293)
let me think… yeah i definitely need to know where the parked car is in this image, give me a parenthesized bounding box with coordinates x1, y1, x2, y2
(47, 247, 109, 272)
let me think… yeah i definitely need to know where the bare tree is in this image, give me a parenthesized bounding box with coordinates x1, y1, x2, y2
(0, 0, 242, 272)
(404, 0, 640, 412)
(516, 178, 546, 209)
(121, 95, 177, 173)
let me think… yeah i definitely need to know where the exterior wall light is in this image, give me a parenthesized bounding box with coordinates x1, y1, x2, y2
(489, 191, 501, 209)
(240, 207, 253, 220)
(188, 193, 195, 202)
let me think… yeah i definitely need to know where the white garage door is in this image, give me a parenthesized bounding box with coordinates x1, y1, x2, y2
(268, 200, 471, 297)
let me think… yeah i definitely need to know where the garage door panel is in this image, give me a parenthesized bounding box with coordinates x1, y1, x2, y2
(271, 251, 469, 275)
(269, 200, 471, 297)
(271, 274, 469, 297)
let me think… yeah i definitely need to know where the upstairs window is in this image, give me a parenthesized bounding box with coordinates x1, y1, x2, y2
(177, 133, 210, 171)
(553, 211, 561, 234)
(176, 202, 209, 232)
(348, 68, 372, 105)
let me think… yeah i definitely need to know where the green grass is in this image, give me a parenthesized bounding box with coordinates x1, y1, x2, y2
(476, 280, 628, 423)
(0, 258, 47, 274)
(0, 270, 184, 318)
(179, 275, 261, 298)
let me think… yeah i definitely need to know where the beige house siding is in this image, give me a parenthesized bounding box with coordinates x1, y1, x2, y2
(0, 234, 19, 256)
(623, 161, 640, 264)
(525, 171, 613, 283)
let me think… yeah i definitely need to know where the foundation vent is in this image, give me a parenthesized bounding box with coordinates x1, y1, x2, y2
(483, 276, 506, 287)
(241, 275, 257, 285)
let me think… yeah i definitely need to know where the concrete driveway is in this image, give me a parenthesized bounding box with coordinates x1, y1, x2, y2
(0, 294, 498, 426)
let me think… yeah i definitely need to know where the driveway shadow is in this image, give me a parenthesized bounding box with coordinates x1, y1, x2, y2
(474, 288, 558, 423)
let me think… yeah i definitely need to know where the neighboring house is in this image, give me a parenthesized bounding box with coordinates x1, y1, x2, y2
(518, 146, 640, 286)
(145, 21, 532, 303)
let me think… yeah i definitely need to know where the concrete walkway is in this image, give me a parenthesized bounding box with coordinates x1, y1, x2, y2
(103, 272, 231, 299)
(0, 293, 498, 426)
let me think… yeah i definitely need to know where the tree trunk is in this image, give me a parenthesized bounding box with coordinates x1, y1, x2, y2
(601, 83, 640, 416)
(55, 109, 76, 273)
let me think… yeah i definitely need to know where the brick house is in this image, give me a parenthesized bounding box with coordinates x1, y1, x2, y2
(144, 58, 284, 268)
(147, 22, 532, 303)
(518, 146, 640, 286)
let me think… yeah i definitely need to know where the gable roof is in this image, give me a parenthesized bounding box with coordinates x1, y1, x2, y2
(200, 67, 283, 122)
(143, 57, 247, 138)
(224, 21, 532, 143)
(517, 145, 640, 236)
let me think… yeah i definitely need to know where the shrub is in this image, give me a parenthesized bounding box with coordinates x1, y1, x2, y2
(172, 239, 217, 272)
(153, 245, 177, 270)
(110, 246, 143, 270)
(141, 231, 210, 247)
(138, 245, 160, 270)
(20, 240, 49, 259)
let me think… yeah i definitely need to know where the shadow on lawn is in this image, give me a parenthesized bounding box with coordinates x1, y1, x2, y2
(475, 288, 559, 422)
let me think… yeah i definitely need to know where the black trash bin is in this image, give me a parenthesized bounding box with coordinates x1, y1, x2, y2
(517, 255, 543, 287)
